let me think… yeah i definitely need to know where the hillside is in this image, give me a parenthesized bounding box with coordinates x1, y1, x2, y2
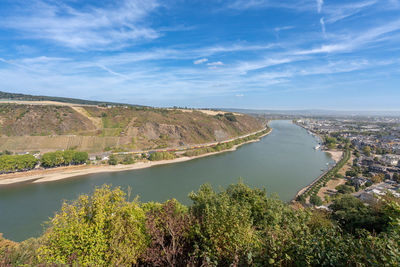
(0, 103, 264, 153)
(0, 90, 139, 107)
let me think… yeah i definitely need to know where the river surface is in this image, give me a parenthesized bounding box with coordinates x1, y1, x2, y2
(0, 120, 333, 241)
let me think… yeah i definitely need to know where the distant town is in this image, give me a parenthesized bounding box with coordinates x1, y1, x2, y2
(295, 115, 400, 206)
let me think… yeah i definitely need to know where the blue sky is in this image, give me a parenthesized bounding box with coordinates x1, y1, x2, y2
(0, 0, 399, 110)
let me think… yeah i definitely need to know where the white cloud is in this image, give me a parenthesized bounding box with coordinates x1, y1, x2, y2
(320, 17, 326, 38)
(294, 19, 400, 55)
(235, 94, 244, 97)
(193, 58, 208, 64)
(207, 61, 224, 70)
(274, 26, 294, 32)
(323, 0, 378, 23)
(227, 0, 313, 11)
(207, 61, 224, 66)
(1, 0, 160, 50)
(317, 0, 324, 13)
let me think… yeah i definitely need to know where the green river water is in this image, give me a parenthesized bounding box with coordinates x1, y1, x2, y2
(0, 120, 333, 241)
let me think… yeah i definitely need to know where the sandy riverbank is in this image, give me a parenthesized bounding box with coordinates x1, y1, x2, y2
(0, 130, 271, 185)
(324, 149, 343, 163)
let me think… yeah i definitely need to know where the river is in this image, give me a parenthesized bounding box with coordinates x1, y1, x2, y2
(0, 120, 334, 241)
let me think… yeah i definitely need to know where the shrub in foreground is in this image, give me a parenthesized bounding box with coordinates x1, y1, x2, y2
(2, 182, 399, 266)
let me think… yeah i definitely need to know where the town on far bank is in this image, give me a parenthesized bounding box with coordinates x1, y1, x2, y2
(294, 116, 400, 208)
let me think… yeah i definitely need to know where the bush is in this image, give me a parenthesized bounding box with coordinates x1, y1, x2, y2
(37, 185, 147, 266)
(6, 182, 400, 266)
(149, 152, 176, 161)
(141, 199, 191, 266)
(108, 154, 118, 165)
(336, 184, 355, 194)
(310, 195, 323, 206)
(224, 113, 237, 122)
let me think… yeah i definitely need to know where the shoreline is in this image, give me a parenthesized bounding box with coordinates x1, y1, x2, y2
(292, 149, 347, 202)
(0, 129, 271, 186)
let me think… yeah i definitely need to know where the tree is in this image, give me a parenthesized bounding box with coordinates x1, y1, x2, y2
(371, 173, 384, 184)
(62, 150, 74, 165)
(346, 169, 358, 177)
(224, 113, 237, 122)
(37, 185, 147, 266)
(393, 172, 399, 182)
(142, 199, 191, 266)
(149, 152, 175, 161)
(310, 194, 323, 206)
(122, 155, 134, 165)
(108, 154, 118, 165)
(296, 194, 306, 204)
(189, 183, 261, 265)
(336, 184, 355, 194)
(363, 146, 371, 156)
(330, 194, 386, 233)
(72, 151, 88, 164)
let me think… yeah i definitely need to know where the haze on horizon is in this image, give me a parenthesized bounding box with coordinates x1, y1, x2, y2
(0, 0, 399, 110)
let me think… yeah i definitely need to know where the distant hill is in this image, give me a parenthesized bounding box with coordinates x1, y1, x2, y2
(0, 98, 264, 153)
(0, 90, 142, 107)
(221, 108, 400, 117)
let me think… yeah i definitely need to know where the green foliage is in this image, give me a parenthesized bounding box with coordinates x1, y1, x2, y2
(363, 145, 372, 156)
(330, 194, 387, 233)
(184, 128, 270, 157)
(393, 172, 399, 182)
(300, 149, 351, 199)
(6, 182, 400, 266)
(37, 185, 147, 266)
(148, 151, 176, 161)
(0, 154, 38, 173)
(296, 194, 306, 204)
(325, 136, 337, 149)
(122, 155, 135, 165)
(310, 194, 323, 206)
(224, 112, 237, 122)
(336, 184, 355, 194)
(41, 150, 88, 168)
(189, 183, 262, 265)
(108, 154, 118, 165)
(0, 237, 41, 266)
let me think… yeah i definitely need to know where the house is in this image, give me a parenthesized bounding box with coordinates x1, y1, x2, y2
(381, 155, 400, 166)
(369, 164, 386, 173)
(351, 177, 369, 187)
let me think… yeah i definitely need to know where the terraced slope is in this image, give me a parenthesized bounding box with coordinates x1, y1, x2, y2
(0, 104, 264, 153)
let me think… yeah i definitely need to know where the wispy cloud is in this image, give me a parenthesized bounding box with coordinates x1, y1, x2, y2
(323, 0, 378, 23)
(295, 19, 400, 55)
(274, 26, 294, 32)
(227, 0, 313, 11)
(193, 58, 208, 64)
(317, 0, 324, 13)
(320, 18, 326, 38)
(207, 61, 224, 70)
(1, 0, 160, 50)
(207, 61, 224, 66)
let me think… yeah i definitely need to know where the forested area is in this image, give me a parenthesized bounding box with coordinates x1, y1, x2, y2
(1, 182, 399, 266)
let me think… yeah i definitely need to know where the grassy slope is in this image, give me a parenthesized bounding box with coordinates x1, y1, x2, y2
(0, 104, 264, 153)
